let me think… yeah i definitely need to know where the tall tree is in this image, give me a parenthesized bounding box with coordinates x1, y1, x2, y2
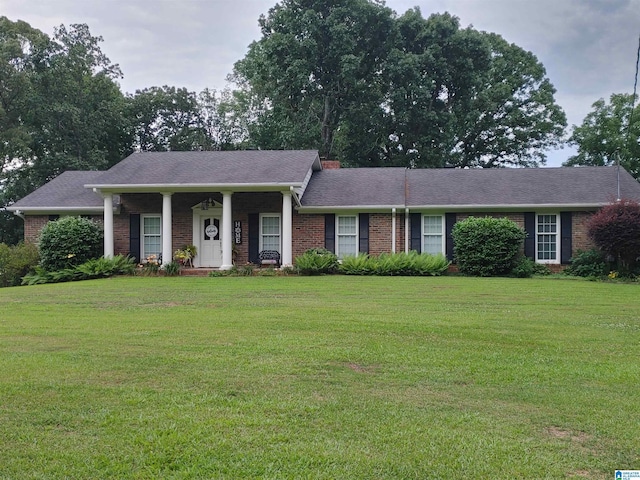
(27, 23, 132, 182)
(232, 2, 566, 168)
(197, 88, 249, 150)
(447, 32, 566, 168)
(381, 10, 492, 167)
(0, 17, 49, 176)
(0, 19, 131, 244)
(564, 93, 640, 178)
(233, 0, 395, 159)
(127, 86, 248, 152)
(127, 86, 202, 151)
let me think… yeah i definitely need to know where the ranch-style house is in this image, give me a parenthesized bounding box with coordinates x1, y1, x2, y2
(8, 150, 640, 270)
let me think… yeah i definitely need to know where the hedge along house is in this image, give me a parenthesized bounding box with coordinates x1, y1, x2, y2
(8, 150, 640, 269)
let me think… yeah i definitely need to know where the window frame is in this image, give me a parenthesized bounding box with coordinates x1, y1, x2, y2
(259, 213, 281, 253)
(536, 213, 560, 264)
(141, 214, 162, 262)
(422, 214, 445, 256)
(335, 214, 359, 259)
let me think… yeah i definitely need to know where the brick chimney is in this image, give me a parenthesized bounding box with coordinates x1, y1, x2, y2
(320, 159, 340, 169)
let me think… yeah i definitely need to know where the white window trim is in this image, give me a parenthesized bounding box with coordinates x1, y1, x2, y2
(336, 214, 359, 259)
(422, 214, 445, 256)
(535, 213, 560, 264)
(259, 213, 281, 253)
(141, 214, 162, 262)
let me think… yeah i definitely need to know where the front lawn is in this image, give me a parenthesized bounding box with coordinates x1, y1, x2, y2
(0, 276, 637, 479)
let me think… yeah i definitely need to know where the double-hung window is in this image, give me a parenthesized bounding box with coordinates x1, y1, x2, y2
(142, 214, 162, 261)
(422, 215, 444, 255)
(536, 214, 559, 263)
(336, 215, 358, 259)
(260, 214, 281, 252)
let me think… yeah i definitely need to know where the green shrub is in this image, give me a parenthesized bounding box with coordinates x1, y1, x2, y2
(208, 270, 228, 277)
(452, 216, 526, 277)
(0, 242, 39, 287)
(564, 249, 608, 278)
(295, 248, 339, 275)
(339, 252, 449, 276)
(339, 254, 376, 275)
(163, 261, 181, 276)
(375, 252, 413, 275)
(510, 257, 535, 278)
(38, 216, 103, 271)
(411, 252, 450, 276)
(22, 255, 136, 285)
(76, 255, 137, 278)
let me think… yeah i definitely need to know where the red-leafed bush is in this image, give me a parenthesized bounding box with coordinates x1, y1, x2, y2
(588, 199, 640, 274)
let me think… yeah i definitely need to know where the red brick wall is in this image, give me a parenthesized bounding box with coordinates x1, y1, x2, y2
(24, 215, 103, 244)
(293, 212, 325, 258)
(573, 211, 595, 252)
(370, 214, 392, 255)
(22, 200, 599, 266)
(320, 160, 340, 169)
(24, 216, 50, 243)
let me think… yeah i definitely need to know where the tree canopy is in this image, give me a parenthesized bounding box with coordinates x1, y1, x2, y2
(0, 17, 132, 244)
(564, 93, 640, 178)
(232, 2, 566, 168)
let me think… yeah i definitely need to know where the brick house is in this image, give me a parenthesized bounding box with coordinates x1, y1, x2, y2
(8, 150, 640, 269)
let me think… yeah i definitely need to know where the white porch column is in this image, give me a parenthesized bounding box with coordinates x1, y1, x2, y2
(221, 191, 233, 270)
(161, 192, 173, 267)
(281, 190, 293, 267)
(103, 193, 114, 258)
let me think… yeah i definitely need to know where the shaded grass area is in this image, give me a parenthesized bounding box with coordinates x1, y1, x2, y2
(0, 276, 638, 478)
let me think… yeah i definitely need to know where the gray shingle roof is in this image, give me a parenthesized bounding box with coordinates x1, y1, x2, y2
(300, 168, 407, 208)
(86, 150, 321, 190)
(406, 166, 640, 207)
(299, 166, 640, 210)
(7, 171, 106, 212)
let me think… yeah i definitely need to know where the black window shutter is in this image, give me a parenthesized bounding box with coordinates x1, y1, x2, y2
(48, 215, 59, 221)
(129, 214, 141, 263)
(560, 212, 572, 265)
(324, 214, 335, 253)
(248, 213, 259, 264)
(445, 213, 456, 261)
(410, 213, 421, 252)
(524, 212, 535, 259)
(359, 214, 369, 254)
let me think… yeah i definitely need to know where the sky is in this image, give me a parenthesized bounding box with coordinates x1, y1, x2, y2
(2, 0, 640, 167)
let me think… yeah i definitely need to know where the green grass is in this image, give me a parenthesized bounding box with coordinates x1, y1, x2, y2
(0, 276, 638, 479)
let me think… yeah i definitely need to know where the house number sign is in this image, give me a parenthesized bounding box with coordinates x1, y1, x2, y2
(234, 221, 242, 244)
(205, 224, 218, 239)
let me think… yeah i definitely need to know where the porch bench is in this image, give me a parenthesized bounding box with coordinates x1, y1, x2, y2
(258, 250, 281, 267)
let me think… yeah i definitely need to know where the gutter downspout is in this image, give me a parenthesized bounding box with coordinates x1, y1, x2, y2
(391, 208, 396, 254)
(13, 209, 25, 220)
(404, 168, 410, 253)
(405, 208, 410, 253)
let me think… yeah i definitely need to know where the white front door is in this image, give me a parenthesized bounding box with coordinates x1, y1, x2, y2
(200, 215, 222, 267)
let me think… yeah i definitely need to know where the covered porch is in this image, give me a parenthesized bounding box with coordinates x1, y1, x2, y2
(99, 189, 296, 269)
